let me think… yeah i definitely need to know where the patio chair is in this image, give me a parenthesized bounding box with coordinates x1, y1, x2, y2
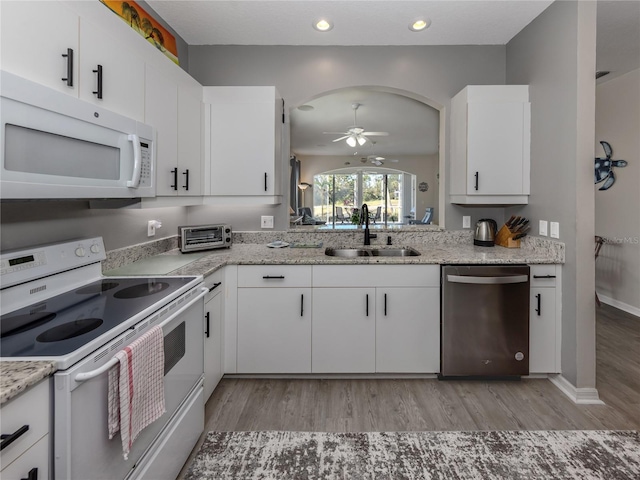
(409, 207, 433, 225)
(369, 206, 382, 223)
(335, 206, 347, 223)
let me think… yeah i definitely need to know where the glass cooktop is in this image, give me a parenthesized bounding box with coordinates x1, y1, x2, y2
(0, 277, 197, 358)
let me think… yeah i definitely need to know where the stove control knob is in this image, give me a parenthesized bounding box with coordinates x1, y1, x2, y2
(75, 247, 86, 257)
(90, 244, 101, 254)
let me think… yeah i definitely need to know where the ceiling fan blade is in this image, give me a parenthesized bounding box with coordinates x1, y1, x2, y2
(323, 131, 349, 135)
(332, 135, 350, 142)
(362, 132, 389, 136)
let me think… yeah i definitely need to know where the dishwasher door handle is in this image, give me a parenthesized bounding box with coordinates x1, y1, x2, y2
(447, 274, 529, 285)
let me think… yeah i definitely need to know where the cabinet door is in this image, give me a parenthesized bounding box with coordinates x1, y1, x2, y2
(209, 96, 276, 196)
(312, 288, 376, 373)
(376, 287, 440, 373)
(0, 434, 49, 480)
(529, 287, 558, 373)
(0, 1, 79, 95)
(204, 290, 223, 400)
(177, 79, 203, 196)
(466, 102, 526, 195)
(145, 64, 179, 196)
(237, 288, 311, 373)
(79, 17, 145, 120)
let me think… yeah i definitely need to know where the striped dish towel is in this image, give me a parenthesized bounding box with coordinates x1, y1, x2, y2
(108, 325, 166, 460)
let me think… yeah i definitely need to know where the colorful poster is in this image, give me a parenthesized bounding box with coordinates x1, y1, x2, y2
(100, 0, 179, 65)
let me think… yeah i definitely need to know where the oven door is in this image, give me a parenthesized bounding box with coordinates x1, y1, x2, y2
(53, 286, 206, 480)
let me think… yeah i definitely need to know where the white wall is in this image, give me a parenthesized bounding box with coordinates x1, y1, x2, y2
(595, 68, 640, 316)
(506, 1, 597, 388)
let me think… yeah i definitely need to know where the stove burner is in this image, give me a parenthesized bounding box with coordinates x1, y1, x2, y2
(76, 282, 120, 295)
(36, 318, 104, 343)
(1, 312, 57, 338)
(114, 281, 170, 299)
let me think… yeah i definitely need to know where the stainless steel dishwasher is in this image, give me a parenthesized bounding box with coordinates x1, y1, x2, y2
(440, 265, 530, 378)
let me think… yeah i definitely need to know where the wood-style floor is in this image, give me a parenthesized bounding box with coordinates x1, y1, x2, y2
(179, 304, 639, 477)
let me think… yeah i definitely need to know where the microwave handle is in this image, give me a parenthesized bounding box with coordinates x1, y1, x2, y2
(126, 134, 142, 188)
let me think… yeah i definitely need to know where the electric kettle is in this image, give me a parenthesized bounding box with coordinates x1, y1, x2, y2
(473, 219, 498, 247)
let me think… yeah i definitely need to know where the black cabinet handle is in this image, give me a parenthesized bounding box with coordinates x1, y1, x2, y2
(264, 172, 268, 192)
(1, 424, 29, 451)
(183, 169, 189, 190)
(535, 293, 541, 316)
(204, 312, 210, 337)
(262, 275, 285, 279)
(366, 294, 369, 317)
(21, 468, 38, 480)
(384, 293, 387, 316)
(474, 171, 479, 191)
(92, 65, 103, 99)
(533, 275, 556, 279)
(61, 48, 73, 86)
(208, 282, 222, 292)
(170, 168, 178, 190)
(301, 294, 304, 317)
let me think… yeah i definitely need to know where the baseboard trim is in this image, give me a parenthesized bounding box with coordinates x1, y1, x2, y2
(598, 293, 640, 318)
(549, 374, 605, 405)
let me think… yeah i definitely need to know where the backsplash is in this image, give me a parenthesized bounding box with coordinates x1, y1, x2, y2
(102, 236, 178, 272)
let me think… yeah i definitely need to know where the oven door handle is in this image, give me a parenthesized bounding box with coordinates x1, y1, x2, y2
(447, 274, 529, 285)
(74, 286, 208, 383)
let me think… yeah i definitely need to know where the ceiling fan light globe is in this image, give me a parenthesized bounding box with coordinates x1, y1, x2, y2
(357, 136, 367, 146)
(346, 136, 357, 147)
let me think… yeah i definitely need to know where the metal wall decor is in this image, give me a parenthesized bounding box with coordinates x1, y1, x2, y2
(595, 141, 628, 191)
(418, 182, 429, 192)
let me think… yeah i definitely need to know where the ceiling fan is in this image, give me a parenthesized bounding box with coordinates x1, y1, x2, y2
(324, 103, 389, 147)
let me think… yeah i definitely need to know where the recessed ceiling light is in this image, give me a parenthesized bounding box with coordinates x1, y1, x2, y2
(297, 104, 314, 111)
(409, 18, 431, 32)
(313, 19, 333, 32)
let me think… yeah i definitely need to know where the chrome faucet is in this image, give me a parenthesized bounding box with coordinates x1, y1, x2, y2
(361, 203, 377, 245)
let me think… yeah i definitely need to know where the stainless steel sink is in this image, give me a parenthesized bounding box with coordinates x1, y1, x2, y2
(325, 247, 420, 257)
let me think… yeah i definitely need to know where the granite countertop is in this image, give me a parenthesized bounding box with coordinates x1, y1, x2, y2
(0, 361, 56, 405)
(163, 240, 563, 278)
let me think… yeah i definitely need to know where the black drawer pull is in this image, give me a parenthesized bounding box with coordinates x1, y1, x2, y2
(301, 294, 304, 317)
(384, 293, 388, 316)
(204, 312, 210, 338)
(61, 48, 73, 86)
(366, 294, 369, 317)
(474, 171, 479, 191)
(1, 424, 29, 451)
(21, 467, 38, 480)
(533, 275, 556, 279)
(262, 275, 285, 279)
(170, 168, 178, 190)
(264, 172, 268, 192)
(208, 282, 222, 292)
(92, 65, 103, 99)
(535, 293, 542, 316)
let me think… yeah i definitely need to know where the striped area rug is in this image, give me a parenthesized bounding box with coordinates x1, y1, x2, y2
(185, 430, 640, 479)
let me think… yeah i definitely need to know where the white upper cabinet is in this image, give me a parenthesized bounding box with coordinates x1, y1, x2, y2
(79, 17, 145, 121)
(1, 1, 79, 95)
(177, 74, 204, 196)
(450, 85, 531, 205)
(203, 87, 283, 203)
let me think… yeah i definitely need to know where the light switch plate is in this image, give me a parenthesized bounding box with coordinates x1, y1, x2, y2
(462, 216, 471, 229)
(539, 220, 548, 236)
(261, 215, 274, 229)
(550, 221, 560, 238)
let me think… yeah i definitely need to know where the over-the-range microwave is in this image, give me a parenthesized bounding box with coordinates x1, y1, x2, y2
(0, 71, 155, 199)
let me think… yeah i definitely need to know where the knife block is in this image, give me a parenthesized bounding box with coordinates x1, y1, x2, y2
(495, 225, 521, 248)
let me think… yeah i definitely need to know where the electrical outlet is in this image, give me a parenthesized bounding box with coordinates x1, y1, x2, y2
(550, 221, 560, 238)
(147, 220, 162, 237)
(539, 220, 548, 236)
(462, 216, 471, 229)
(261, 215, 274, 229)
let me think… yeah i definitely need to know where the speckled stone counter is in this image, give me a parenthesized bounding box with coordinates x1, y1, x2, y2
(0, 361, 56, 404)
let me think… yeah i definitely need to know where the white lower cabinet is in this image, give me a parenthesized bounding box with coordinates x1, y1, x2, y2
(376, 287, 440, 373)
(236, 266, 312, 373)
(0, 379, 50, 480)
(312, 288, 376, 373)
(529, 265, 561, 373)
(204, 272, 224, 400)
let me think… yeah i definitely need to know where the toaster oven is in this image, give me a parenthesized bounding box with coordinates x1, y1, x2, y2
(178, 224, 232, 252)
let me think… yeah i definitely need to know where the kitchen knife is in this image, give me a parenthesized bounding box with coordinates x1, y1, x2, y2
(508, 216, 521, 229)
(513, 232, 528, 240)
(505, 215, 516, 228)
(513, 217, 527, 231)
